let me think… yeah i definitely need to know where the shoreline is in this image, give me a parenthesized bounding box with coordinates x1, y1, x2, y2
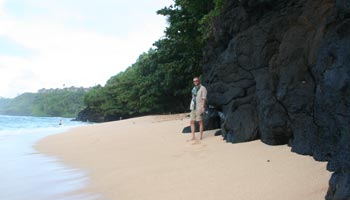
(0, 118, 94, 200)
(36, 114, 331, 200)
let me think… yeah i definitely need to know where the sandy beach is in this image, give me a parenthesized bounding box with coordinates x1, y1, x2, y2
(36, 114, 331, 200)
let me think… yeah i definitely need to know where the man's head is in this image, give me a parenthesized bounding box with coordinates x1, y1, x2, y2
(193, 77, 200, 86)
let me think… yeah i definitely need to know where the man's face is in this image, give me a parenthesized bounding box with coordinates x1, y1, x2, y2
(193, 78, 199, 86)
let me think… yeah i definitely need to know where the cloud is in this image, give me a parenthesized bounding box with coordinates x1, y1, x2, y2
(0, 0, 4, 16)
(0, 55, 40, 97)
(0, 0, 173, 98)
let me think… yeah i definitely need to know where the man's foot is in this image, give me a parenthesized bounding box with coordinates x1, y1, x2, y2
(191, 140, 201, 145)
(186, 137, 196, 142)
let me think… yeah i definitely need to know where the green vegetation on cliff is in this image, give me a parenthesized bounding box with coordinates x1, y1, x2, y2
(82, 0, 218, 120)
(0, 87, 89, 117)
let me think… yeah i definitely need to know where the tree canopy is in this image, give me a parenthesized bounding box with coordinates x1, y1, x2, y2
(80, 0, 228, 121)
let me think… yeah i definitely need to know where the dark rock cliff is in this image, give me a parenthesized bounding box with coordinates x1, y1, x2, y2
(202, 0, 350, 199)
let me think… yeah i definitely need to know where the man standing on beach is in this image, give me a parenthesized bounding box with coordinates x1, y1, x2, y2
(190, 77, 207, 140)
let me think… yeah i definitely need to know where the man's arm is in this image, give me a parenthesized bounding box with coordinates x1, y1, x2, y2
(202, 98, 206, 113)
(201, 87, 207, 112)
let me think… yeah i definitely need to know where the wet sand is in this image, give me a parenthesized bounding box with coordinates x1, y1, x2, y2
(36, 114, 331, 200)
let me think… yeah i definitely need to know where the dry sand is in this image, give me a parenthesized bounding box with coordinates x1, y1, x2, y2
(36, 114, 331, 200)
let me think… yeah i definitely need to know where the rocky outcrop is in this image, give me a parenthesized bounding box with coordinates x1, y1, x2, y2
(202, 0, 350, 199)
(75, 107, 104, 122)
(76, 107, 141, 123)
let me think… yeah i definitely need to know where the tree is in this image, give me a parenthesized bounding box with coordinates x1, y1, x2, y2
(79, 0, 215, 121)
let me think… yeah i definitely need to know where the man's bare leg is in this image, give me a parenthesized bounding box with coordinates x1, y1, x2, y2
(190, 120, 196, 140)
(199, 120, 204, 140)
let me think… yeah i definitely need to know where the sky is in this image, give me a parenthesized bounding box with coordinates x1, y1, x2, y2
(0, 0, 173, 98)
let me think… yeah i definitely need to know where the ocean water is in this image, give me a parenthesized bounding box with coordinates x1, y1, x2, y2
(0, 115, 101, 200)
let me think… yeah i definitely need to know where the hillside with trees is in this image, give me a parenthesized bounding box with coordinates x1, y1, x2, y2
(0, 87, 89, 117)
